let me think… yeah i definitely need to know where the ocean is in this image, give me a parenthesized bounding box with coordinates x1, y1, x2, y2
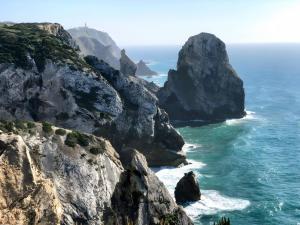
(126, 44, 300, 225)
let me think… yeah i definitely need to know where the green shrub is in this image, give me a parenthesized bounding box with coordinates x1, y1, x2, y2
(15, 120, 26, 130)
(160, 213, 179, 225)
(65, 131, 89, 147)
(89, 147, 102, 155)
(27, 122, 36, 129)
(42, 122, 53, 133)
(76, 132, 89, 147)
(55, 128, 66, 136)
(65, 132, 78, 147)
(4, 122, 14, 132)
(214, 217, 230, 225)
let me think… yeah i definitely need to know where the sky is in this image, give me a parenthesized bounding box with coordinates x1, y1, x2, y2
(1, 0, 300, 46)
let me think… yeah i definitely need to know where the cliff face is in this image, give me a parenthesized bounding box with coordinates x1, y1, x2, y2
(0, 23, 185, 166)
(158, 33, 245, 122)
(68, 27, 121, 69)
(68, 27, 158, 76)
(0, 121, 192, 225)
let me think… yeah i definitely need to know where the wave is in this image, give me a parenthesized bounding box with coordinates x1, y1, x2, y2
(153, 160, 205, 195)
(153, 160, 250, 219)
(225, 110, 257, 125)
(185, 190, 250, 219)
(182, 143, 201, 152)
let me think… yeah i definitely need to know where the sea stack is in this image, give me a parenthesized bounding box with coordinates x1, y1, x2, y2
(120, 49, 137, 76)
(136, 60, 158, 76)
(175, 171, 201, 203)
(158, 33, 245, 122)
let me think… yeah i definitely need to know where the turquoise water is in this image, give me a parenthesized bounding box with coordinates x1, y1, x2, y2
(126, 44, 300, 225)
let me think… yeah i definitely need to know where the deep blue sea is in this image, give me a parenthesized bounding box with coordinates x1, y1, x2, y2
(126, 44, 300, 225)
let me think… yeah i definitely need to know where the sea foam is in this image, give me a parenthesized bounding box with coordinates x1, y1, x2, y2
(153, 159, 250, 219)
(225, 110, 256, 126)
(185, 190, 250, 219)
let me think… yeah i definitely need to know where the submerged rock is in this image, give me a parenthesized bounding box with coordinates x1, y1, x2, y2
(0, 122, 193, 225)
(175, 171, 201, 203)
(120, 49, 137, 76)
(136, 60, 158, 76)
(158, 33, 245, 122)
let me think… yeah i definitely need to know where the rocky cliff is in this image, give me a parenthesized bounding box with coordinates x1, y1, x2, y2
(158, 33, 245, 123)
(0, 23, 186, 167)
(68, 27, 121, 69)
(0, 121, 192, 225)
(68, 27, 158, 76)
(136, 60, 158, 76)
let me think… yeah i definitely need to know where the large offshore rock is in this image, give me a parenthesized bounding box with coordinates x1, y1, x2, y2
(158, 33, 245, 122)
(175, 171, 201, 204)
(0, 122, 193, 225)
(0, 23, 186, 167)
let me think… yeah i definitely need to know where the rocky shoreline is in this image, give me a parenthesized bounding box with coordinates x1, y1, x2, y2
(0, 22, 244, 225)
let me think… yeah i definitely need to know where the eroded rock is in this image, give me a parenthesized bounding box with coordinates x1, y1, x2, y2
(158, 33, 245, 123)
(175, 171, 201, 204)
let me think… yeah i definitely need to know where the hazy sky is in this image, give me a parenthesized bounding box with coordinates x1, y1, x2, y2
(2, 0, 300, 46)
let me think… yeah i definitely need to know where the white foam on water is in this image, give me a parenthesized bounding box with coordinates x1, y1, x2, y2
(153, 160, 205, 195)
(185, 190, 250, 219)
(182, 143, 201, 152)
(153, 160, 250, 220)
(225, 110, 257, 125)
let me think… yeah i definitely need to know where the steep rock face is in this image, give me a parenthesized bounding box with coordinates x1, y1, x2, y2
(68, 27, 121, 69)
(0, 122, 123, 225)
(85, 56, 186, 166)
(136, 60, 158, 76)
(158, 33, 245, 122)
(120, 49, 137, 76)
(0, 23, 186, 167)
(174, 171, 201, 204)
(108, 149, 193, 225)
(0, 122, 193, 225)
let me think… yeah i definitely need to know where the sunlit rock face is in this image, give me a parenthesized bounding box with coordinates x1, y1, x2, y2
(158, 33, 245, 123)
(0, 122, 193, 225)
(0, 23, 186, 166)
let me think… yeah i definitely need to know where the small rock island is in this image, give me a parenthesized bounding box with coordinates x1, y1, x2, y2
(175, 171, 201, 204)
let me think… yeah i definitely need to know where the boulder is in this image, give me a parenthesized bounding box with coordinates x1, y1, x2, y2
(175, 171, 201, 203)
(158, 33, 245, 123)
(120, 49, 137, 76)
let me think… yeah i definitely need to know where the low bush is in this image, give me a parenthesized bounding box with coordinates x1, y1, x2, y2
(55, 128, 66, 136)
(42, 122, 53, 133)
(65, 131, 89, 147)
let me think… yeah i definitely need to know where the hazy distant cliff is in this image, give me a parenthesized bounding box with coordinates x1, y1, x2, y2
(158, 33, 245, 122)
(68, 27, 121, 69)
(68, 26, 158, 76)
